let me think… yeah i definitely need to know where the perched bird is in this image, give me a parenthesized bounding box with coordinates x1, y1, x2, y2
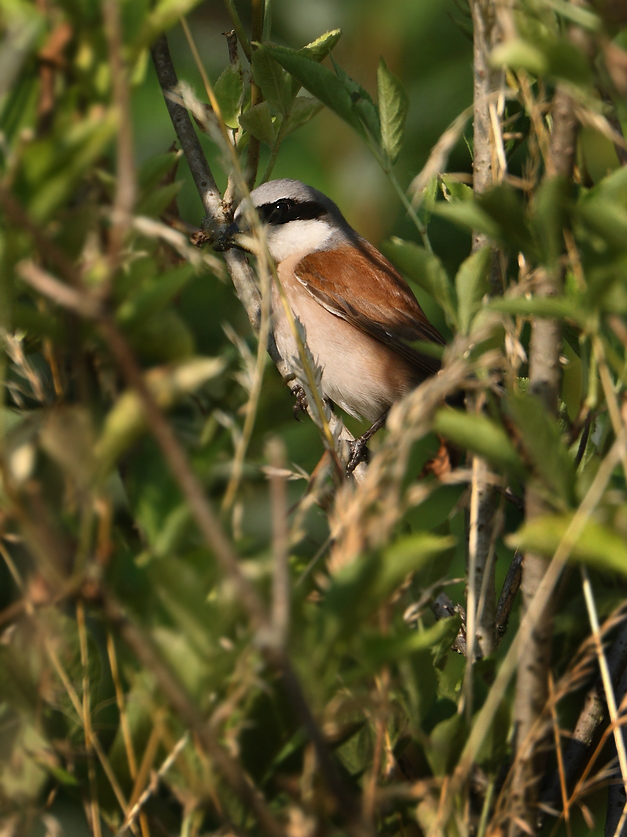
(219, 178, 446, 441)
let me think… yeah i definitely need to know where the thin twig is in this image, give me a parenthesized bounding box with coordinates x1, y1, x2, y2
(268, 438, 290, 646)
(150, 35, 223, 222)
(117, 733, 190, 836)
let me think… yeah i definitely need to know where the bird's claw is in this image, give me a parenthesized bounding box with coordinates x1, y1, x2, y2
(346, 437, 370, 475)
(292, 385, 309, 421)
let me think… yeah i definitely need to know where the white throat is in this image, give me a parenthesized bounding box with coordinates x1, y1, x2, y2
(265, 218, 336, 263)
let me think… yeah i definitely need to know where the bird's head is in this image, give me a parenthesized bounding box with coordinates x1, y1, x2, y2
(217, 179, 351, 262)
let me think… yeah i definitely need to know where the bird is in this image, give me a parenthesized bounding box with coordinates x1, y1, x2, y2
(218, 178, 446, 460)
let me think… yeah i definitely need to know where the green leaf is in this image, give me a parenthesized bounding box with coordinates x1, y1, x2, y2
(379, 533, 456, 599)
(577, 197, 627, 253)
(455, 246, 490, 335)
(214, 61, 244, 128)
(263, 44, 364, 136)
(362, 618, 459, 671)
(545, 0, 601, 30)
(239, 101, 276, 146)
(300, 29, 342, 62)
(491, 35, 592, 86)
(435, 200, 500, 239)
(135, 181, 181, 218)
(478, 184, 536, 258)
(130, 309, 195, 362)
(251, 49, 291, 116)
(377, 58, 408, 164)
(331, 55, 381, 142)
(433, 409, 524, 475)
(136, 0, 204, 49)
(282, 96, 323, 136)
(428, 711, 467, 775)
(585, 255, 627, 313)
(490, 39, 549, 76)
(383, 238, 458, 328)
(589, 164, 627, 209)
(508, 515, 627, 575)
(543, 38, 592, 87)
(504, 392, 577, 506)
(440, 174, 474, 203)
(138, 150, 180, 192)
(488, 296, 584, 323)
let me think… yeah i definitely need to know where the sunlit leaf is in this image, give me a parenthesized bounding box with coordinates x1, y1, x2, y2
(433, 409, 524, 475)
(214, 61, 244, 128)
(300, 29, 342, 61)
(377, 58, 408, 164)
(455, 245, 490, 334)
(508, 515, 627, 574)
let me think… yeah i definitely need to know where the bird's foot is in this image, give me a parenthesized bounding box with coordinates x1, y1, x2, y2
(346, 437, 371, 474)
(292, 385, 309, 421)
(345, 409, 389, 475)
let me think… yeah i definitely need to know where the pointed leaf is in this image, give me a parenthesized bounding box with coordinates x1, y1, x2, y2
(504, 392, 576, 506)
(214, 61, 244, 128)
(283, 96, 323, 136)
(239, 101, 276, 146)
(300, 29, 342, 61)
(455, 246, 490, 335)
(508, 515, 627, 575)
(362, 618, 459, 671)
(379, 533, 456, 599)
(377, 58, 408, 164)
(383, 238, 458, 328)
(331, 55, 380, 141)
(435, 200, 500, 239)
(433, 409, 524, 475)
(117, 264, 195, 327)
(251, 49, 291, 115)
(490, 38, 548, 75)
(262, 44, 364, 136)
(489, 295, 584, 323)
(478, 184, 537, 258)
(577, 197, 627, 253)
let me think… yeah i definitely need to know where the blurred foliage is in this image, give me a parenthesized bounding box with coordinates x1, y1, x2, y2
(1, 0, 627, 835)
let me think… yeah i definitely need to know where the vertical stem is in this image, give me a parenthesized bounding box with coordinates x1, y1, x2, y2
(510, 79, 579, 835)
(467, 0, 502, 674)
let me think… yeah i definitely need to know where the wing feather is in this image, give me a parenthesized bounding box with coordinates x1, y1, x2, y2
(294, 239, 445, 377)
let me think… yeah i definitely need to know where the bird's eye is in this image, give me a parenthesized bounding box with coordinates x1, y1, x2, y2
(267, 200, 292, 224)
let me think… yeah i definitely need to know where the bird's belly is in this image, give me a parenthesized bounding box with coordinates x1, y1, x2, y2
(272, 285, 418, 422)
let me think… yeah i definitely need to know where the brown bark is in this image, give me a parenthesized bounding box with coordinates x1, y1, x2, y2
(509, 82, 579, 835)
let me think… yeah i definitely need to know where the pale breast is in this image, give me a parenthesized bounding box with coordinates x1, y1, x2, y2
(273, 257, 422, 422)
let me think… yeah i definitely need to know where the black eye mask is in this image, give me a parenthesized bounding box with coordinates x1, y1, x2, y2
(258, 199, 327, 225)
